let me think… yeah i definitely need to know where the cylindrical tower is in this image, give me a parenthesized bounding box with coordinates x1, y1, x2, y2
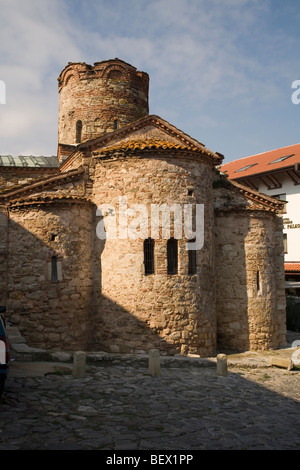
(6, 198, 93, 350)
(57, 58, 149, 145)
(90, 142, 217, 357)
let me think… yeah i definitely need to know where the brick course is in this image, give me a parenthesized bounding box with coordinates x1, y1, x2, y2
(58, 59, 149, 147)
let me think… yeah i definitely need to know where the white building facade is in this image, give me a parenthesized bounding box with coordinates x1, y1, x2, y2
(221, 144, 300, 296)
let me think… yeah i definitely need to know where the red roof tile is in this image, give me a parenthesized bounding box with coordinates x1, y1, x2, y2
(221, 143, 300, 180)
(285, 263, 300, 273)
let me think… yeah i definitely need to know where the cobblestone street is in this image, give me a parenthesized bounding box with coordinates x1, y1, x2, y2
(0, 360, 300, 451)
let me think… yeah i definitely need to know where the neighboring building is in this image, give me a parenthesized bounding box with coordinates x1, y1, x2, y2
(0, 59, 287, 356)
(221, 145, 300, 296)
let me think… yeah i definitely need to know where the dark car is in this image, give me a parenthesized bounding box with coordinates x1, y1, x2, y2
(0, 307, 10, 398)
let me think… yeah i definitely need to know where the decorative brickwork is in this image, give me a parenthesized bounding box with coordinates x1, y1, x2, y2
(57, 59, 149, 149)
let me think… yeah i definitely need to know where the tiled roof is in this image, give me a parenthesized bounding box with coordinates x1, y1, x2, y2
(285, 263, 300, 273)
(223, 180, 286, 213)
(99, 138, 208, 154)
(0, 167, 85, 201)
(61, 114, 223, 171)
(0, 155, 59, 168)
(221, 143, 300, 179)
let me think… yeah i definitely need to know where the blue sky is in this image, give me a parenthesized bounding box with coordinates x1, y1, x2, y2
(1, 0, 300, 164)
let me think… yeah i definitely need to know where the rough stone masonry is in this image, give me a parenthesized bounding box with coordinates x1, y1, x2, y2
(0, 58, 287, 356)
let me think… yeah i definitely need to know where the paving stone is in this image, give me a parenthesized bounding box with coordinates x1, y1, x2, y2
(1, 360, 300, 450)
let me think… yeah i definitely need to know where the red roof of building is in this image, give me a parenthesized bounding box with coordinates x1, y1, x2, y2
(221, 143, 300, 180)
(285, 263, 300, 273)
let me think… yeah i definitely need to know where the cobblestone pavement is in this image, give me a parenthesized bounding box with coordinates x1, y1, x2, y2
(0, 360, 300, 451)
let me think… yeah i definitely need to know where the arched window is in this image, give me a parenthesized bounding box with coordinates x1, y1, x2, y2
(167, 238, 178, 275)
(76, 120, 82, 143)
(144, 238, 155, 275)
(107, 69, 123, 81)
(188, 240, 197, 275)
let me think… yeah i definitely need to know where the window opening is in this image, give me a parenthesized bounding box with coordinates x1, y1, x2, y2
(51, 256, 58, 282)
(113, 119, 118, 130)
(269, 154, 294, 164)
(76, 120, 82, 143)
(167, 238, 178, 275)
(283, 233, 288, 254)
(188, 240, 197, 275)
(144, 238, 155, 275)
(235, 164, 257, 173)
(256, 270, 260, 292)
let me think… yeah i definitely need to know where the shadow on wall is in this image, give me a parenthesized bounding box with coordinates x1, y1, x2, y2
(0, 203, 177, 355)
(88, 204, 179, 355)
(215, 208, 284, 353)
(0, 199, 285, 355)
(215, 210, 250, 352)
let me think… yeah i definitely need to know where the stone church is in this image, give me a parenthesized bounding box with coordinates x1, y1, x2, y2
(0, 59, 287, 356)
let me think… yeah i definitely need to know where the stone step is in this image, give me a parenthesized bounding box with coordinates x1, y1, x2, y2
(8, 335, 27, 344)
(6, 326, 20, 335)
(6, 324, 28, 352)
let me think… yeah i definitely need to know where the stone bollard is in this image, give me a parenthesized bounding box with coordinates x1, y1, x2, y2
(148, 349, 161, 377)
(216, 353, 228, 377)
(73, 351, 86, 378)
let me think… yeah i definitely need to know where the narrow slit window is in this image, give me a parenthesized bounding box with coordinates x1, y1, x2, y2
(76, 120, 82, 143)
(188, 240, 197, 275)
(144, 238, 155, 275)
(167, 238, 178, 275)
(51, 256, 58, 282)
(256, 270, 260, 292)
(113, 119, 118, 130)
(283, 233, 288, 254)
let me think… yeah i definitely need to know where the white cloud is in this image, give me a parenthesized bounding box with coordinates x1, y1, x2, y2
(0, 0, 82, 154)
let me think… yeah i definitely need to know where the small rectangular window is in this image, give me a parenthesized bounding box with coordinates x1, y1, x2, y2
(283, 233, 288, 254)
(76, 120, 82, 144)
(256, 270, 260, 292)
(51, 256, 58, 282)
(188, 241, 197, 275)
(167, 238, 178, 275)
(144, 238, 155, 275)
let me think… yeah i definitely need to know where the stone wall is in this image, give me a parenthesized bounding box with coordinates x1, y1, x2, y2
(215, 208, 286, 352)
(0, 155, 286, 355)
(2, 200, 93, 350)
(58, 59, 149, 145)
(0, 57, 287, 357)
(88, 150, 217, 356)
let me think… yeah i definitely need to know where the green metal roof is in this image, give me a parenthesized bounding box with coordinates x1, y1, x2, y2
(0, 155, 59, 168)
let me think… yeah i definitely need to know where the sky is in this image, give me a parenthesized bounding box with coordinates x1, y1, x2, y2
(1, 0, 300, 164)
